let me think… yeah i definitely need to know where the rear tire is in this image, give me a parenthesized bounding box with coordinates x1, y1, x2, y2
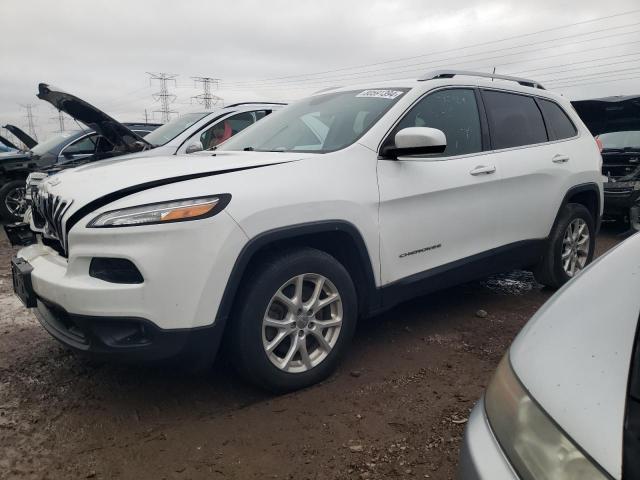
(230, 247, 357, 393)
(534, 203, 595, 288)
(0, 179, 28, 222)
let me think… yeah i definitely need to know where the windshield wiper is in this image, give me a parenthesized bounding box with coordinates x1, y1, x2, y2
(243, 147, 254, 151)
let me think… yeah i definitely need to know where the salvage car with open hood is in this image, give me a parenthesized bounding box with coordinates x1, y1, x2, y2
(573, 95, 640, 230)
(0, 84, 159, 221)
(3, 124, 37, 149)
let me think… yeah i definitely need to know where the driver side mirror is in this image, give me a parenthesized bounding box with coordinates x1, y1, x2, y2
(185, 141, 204, 154)
(382, 127, 447, 159)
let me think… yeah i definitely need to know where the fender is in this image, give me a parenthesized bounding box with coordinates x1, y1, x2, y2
(553, 182, 602, 234)
(214, 220, 381, 325)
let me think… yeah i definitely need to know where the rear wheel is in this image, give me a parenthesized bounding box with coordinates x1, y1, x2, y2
(0, 180, 28, 222)
(230, 248, 357, 392)
(534, 203, 595, 288)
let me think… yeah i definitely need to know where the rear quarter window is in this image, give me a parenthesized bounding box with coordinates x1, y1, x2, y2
(538, 99, 577, 140)
(482, 90, 548, 149)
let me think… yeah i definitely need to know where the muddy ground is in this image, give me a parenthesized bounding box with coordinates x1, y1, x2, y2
(0, 226, 629, 480)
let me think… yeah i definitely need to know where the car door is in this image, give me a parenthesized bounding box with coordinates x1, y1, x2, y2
(480, 89, 574, 247)
(378, 87, 503, 285)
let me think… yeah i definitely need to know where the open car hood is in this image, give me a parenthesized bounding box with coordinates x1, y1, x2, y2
(572, 95, 640, 136)
(0, 134, 19, 150)
(37, 83, 151, 152)
(3, 124, 37, 149)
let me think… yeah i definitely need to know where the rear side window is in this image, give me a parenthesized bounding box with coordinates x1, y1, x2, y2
(391, 88, 482, 157)
(538, 99, 577, 140)
(482, 90, 548, 149)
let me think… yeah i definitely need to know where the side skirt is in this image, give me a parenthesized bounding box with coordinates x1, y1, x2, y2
(378, 239, 546, 312)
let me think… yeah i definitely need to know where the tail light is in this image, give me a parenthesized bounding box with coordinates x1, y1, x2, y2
(595, 136, 603, 153)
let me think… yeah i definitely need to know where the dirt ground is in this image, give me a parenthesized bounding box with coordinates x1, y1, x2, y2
(0, 226, 629, 480)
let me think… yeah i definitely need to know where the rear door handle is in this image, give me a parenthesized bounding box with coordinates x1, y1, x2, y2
(470, 165, 496, 176)
(552, 154, 570, 164)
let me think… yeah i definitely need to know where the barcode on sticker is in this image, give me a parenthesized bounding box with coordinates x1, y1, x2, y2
(356, 90, 404, 99)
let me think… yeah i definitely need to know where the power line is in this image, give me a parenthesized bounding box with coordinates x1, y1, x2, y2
(217, 40, 640, 93)
(553, 72, 640, 89)
(219, 9, 640, 87)
(147, 72, 178, 122)
(191, 77, 221, 109)
(543, 65, 640, 83)
(219, 31, 640, 91)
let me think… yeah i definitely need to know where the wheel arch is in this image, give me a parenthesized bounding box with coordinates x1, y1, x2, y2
(215, 221, 381, 327)
(553, 182, 602, 235)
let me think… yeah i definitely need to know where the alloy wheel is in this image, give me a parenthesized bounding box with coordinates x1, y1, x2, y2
(561, 218, 590, 277)
(262, 273, 343, 373)
(5, 187, 27, 217)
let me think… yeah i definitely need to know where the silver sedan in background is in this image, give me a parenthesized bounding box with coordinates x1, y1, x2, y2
(458, 232, 640, 479)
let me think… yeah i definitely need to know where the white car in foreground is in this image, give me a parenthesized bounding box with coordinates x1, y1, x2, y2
(458, 232, 640, 479)
(10, 70, 603, 391)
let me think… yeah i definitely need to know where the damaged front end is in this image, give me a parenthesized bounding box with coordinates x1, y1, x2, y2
(573, 96, 640, 230)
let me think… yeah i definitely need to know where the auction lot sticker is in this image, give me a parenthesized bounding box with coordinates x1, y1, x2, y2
(356, 89, 404, 99)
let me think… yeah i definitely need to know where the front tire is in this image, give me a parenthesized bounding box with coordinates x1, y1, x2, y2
(230, 248, 357, 393)
(534, 203, 595, 288)
(0, 180, 28, 222)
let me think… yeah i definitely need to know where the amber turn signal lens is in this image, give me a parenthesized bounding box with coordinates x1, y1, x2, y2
(160, 203, 216, 221)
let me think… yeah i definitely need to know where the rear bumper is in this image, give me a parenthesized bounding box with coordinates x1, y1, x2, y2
(34, 297, 224, 362)
(457, 398, 519, 480)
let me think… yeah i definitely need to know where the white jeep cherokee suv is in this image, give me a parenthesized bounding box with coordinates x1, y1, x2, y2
(10, 70, 603, 391)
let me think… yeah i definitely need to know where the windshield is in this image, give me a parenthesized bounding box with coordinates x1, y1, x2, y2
(218, 88, 409, 153)
(30, 131, 79, 156)
(144, 112, 209, 146)
(598, 131, 640, 151)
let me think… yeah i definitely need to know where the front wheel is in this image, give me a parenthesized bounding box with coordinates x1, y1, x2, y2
(0, 180, 28, 222)
(534, 203, 595, 288)
(230, 248, 357, 392)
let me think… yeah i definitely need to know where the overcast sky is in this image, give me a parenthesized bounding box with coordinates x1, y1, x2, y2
(2, 0, 639, 142)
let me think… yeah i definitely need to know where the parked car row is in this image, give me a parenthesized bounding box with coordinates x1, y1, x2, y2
(6, 69, 639, 479)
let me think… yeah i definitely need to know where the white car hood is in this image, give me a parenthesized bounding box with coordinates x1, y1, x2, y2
(39, 151, 306, 221)
(510, 234, 640, 479)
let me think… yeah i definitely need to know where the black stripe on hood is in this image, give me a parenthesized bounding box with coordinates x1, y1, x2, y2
(64, 160, 295, 238)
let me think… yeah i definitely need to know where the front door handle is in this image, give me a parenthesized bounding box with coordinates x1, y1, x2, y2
(552, 154, 570, 164)
(470, 165, 496, 176)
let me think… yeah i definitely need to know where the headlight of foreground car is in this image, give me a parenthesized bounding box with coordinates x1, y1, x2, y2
(88, 195, 227, 227)
(485, 356, 607, 480)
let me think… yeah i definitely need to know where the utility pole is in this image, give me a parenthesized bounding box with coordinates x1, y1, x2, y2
(191, 76, 221, 109)
(147, 72, 178, 122)
(21, 104, 38, 141)
(51, 109, 66, 132)
(144, 108, 149, 123)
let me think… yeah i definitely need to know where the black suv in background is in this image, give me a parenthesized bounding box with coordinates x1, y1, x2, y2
(573, 95, 640, 230)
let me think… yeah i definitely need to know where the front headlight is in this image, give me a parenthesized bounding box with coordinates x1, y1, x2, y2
(87, 194, 230, 228)
(485, 356, 608, 480)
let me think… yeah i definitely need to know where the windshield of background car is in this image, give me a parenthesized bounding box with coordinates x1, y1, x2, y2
(599, 131, 640, 151)
(144, 112, 209, 146)
(218, 88, 409, 153)
(30, 131, 78, 156)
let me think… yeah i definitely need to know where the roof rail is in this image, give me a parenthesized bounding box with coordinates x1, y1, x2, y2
(223, 101, 287, 108)
(419, 70, 545, 89)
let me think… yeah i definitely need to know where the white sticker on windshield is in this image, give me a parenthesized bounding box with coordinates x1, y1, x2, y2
(356, 89, 404, 99)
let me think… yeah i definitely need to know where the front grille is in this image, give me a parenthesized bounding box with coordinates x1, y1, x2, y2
(32, 191, 73, 256)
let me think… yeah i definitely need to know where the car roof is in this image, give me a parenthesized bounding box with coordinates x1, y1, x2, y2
(510, 234, 640, 478)
(315, 70, 566, 103)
